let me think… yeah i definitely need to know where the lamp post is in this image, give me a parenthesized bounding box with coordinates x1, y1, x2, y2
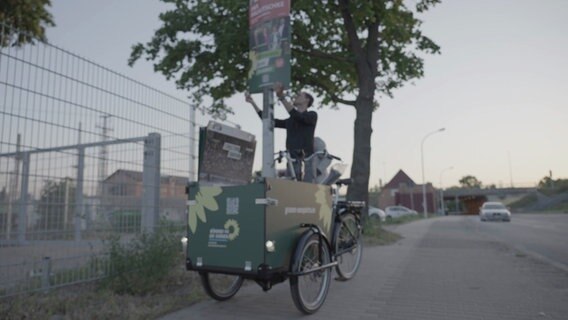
(421, 127, 445, 218)
(439, 166, 453, 216)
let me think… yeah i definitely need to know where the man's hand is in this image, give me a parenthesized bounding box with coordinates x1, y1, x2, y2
(245, 92, 254, 104)
(245, 92, 261, 114)
(274, 82, 285, 98)
(274, 82, 294, 112)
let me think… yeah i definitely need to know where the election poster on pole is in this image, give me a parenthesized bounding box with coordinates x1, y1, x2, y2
(248, 0, 291, 93)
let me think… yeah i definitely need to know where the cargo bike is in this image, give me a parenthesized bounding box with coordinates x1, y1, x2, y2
(185, 144, 364, 314)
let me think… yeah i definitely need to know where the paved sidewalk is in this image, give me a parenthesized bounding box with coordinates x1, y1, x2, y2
(161, 216, 568, 320)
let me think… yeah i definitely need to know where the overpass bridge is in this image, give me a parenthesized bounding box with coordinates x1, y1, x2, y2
(442, 187, 536, 215)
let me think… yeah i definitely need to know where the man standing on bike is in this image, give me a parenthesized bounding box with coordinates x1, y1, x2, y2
(245, 83, 317, 182)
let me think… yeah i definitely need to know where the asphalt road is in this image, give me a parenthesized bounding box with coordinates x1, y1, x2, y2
(472, 213, 568, 272)
(162, 215, 568, 319)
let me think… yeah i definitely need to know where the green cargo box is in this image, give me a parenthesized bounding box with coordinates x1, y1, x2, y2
(186, 178, 333, 276)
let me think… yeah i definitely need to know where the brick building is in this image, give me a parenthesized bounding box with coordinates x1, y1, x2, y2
(377, 169, 439, 213)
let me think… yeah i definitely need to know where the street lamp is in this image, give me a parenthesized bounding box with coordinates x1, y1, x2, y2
(439, 166, 453, 216)
(421, 127, 445, 218)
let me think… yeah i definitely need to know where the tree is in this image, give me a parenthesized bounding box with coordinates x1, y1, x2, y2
(538, 176, 568, 191)
(129, 0, 440, 207)
(538, 176, 553, 189)
(37, 179, 75, 230)
(0, 0, 55, 47)
(459, 175, 482, 189)
(369, 184, 381, 193)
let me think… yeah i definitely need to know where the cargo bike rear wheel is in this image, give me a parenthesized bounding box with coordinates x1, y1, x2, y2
(199, 272, 244, 301)
(334, 213, 363, 280)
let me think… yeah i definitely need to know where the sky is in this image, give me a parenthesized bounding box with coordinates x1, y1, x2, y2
(48, 0, 568, 189)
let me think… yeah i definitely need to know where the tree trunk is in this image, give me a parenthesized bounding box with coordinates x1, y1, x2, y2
(347, 77, 374, 214)
(338, 3, 379, 220)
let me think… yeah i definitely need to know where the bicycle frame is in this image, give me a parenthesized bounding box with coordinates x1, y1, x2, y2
(274, 150, 336, 182)
(274, 150, 301, 181)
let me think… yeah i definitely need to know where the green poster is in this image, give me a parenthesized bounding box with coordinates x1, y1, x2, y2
(248, 0, 291, 93)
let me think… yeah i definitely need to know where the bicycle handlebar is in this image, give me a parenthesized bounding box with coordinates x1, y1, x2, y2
(275, 150, 341, 162)
(305, 150, 341, 162)
(329, 154, 341, 161)
(335, 178, 352, 186)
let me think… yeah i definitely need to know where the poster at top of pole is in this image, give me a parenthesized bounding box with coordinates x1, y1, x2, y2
(248, 0, 291, 93)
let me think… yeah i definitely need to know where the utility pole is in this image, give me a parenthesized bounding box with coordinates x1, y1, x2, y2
(96, 115, 112, 198)
(507, 151, 514, 188)
(261, 88, 275, 178)
(421, 128, 445, 218)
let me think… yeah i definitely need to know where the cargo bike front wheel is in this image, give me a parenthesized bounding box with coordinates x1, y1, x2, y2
(290, 233, 333, 314)
(199, 272, 244, 301)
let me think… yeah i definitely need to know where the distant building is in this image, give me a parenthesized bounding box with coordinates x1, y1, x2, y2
(101, 170, 187, 224)
(377, 169, 438, 213)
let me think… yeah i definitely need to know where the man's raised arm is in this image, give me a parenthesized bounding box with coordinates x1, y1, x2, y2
(245, 92, 262, 119)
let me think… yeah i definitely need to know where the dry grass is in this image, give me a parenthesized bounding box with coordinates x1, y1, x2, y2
(0, 255, 206, 320)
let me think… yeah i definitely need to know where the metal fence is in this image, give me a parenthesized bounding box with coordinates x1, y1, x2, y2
(0, 23, 199, 297)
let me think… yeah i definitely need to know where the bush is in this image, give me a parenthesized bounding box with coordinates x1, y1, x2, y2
(509, 193, 537, 209)
(384, 214, 422, 225)
(362, 219, 402, 246)
(109, 211, 141, 233)
(101, 230, 180, 295)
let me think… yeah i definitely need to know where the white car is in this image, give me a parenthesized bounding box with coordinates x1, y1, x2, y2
(368, 206, 386, 222)
(479, 202, 511, 222)
(384, 206, 418, 220)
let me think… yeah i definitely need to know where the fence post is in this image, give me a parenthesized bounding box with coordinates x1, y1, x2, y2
(5, 134, 21, 240)
(74, 147, 85, 241)
(142, 133, 161, 233)
(18, 152, 30, 245)
(41, 256, 52, 293)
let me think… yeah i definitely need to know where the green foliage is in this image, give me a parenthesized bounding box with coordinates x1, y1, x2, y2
(101, 230, 180, 295)
(369, 184, 381, 193)
(509, 193, 537, 209)
(129, 0, 440, 116)
(0, 0, 55, 47)
(363, 218, 402, 246)
(110, 211, 141, 233)
(36, 179, 76, 231)
(459, 175, 482, 189)
(384, 214, 422, 225)
(538, 176, 568, 192)
(129, 0, 250, 117)
(538, 176, 553, 189)
(548, 202, 568, 213)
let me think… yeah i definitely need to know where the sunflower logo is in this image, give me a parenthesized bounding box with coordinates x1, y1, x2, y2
(224, 219, 240, 241)
(188, 186, 222, 234)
